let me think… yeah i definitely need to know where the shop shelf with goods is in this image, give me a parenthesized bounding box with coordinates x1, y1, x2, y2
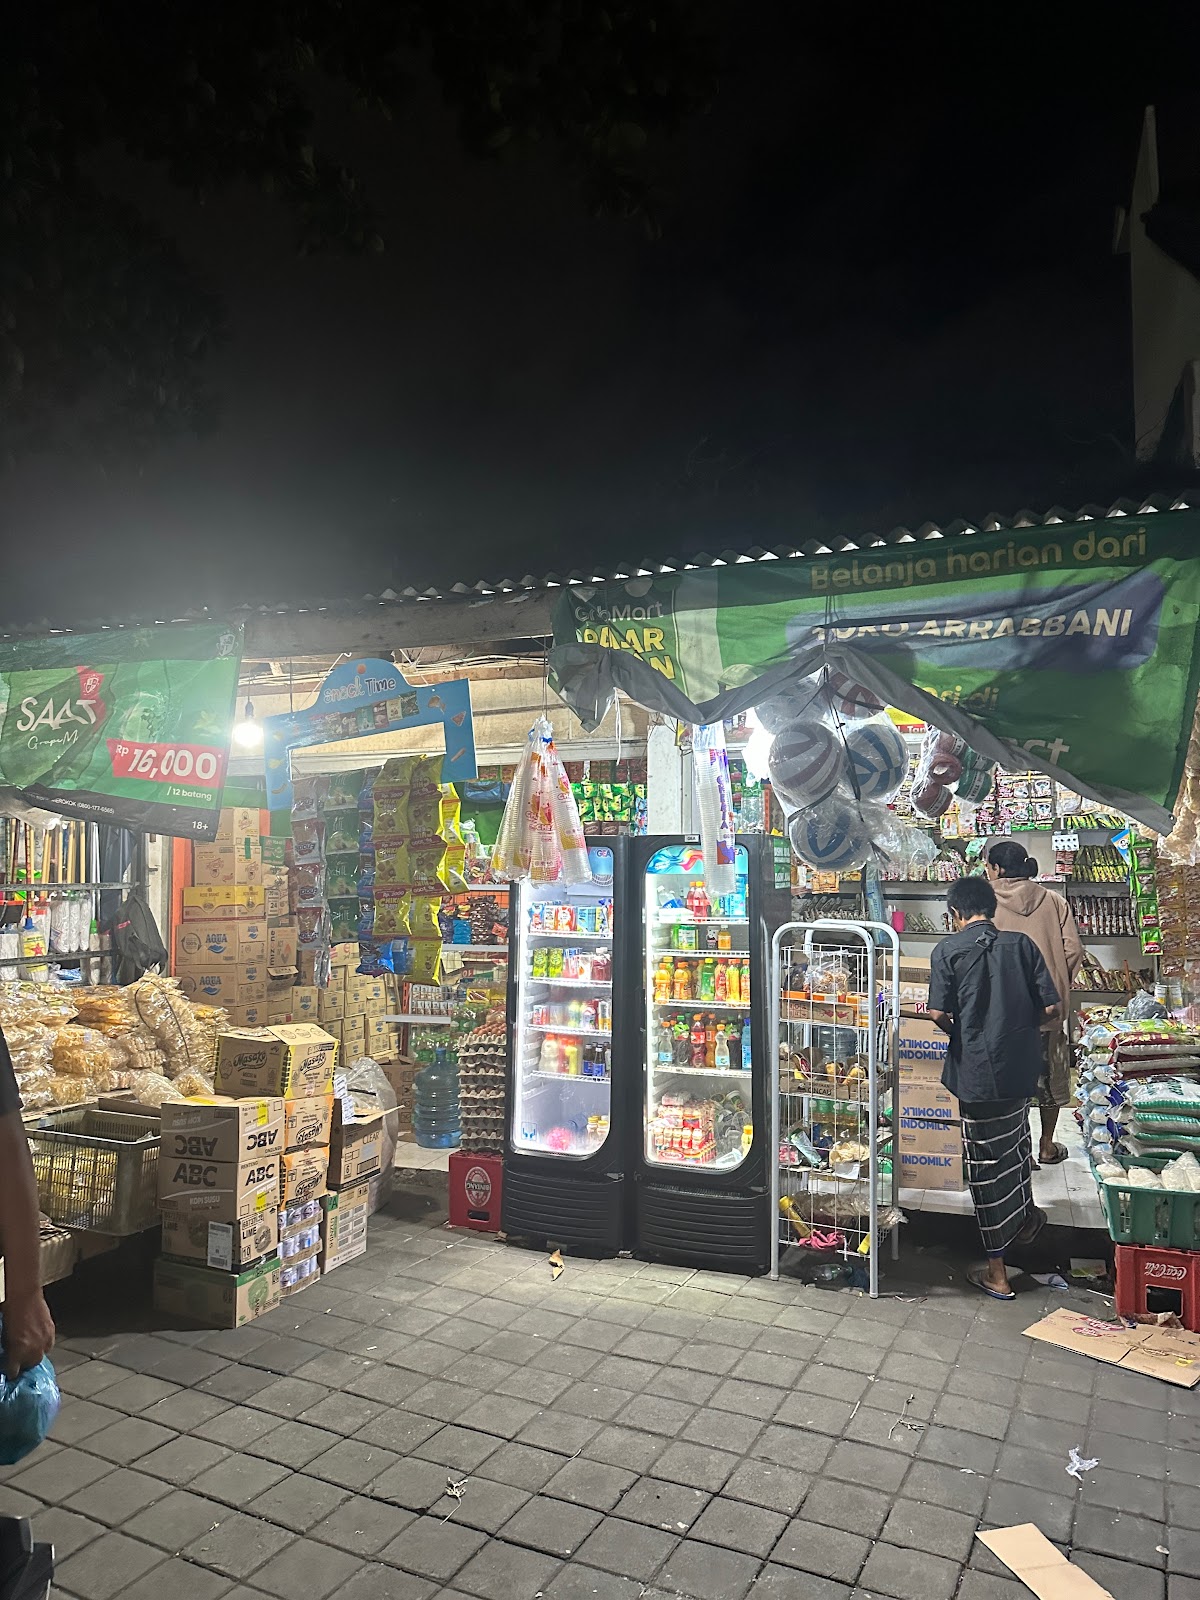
(770, 921, 902, 1297)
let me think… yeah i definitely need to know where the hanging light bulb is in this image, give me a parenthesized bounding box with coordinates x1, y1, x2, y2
(232, 698, 263, 749)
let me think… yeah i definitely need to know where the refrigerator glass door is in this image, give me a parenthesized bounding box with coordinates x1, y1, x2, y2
(643, 843, 754, 1170)
(511, 846, 616, 1159)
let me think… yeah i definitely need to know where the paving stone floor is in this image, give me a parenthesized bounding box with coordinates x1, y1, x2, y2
(4, 1198, 1197, 1600)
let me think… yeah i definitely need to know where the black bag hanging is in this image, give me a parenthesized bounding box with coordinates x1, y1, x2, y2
(106, 892, 167, 983)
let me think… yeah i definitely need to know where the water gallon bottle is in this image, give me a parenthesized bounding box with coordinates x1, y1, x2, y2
(413, 1044, 462, 1149)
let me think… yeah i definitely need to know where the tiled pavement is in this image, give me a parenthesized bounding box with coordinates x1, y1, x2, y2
(4, 1202, 1197, 1600)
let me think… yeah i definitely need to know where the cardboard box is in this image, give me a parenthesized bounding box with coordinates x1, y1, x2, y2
(331, 943, 358, 970)
(158, 1150, 280, 1221)
(263, 873, 290, 920)
(281, 1146, 329, 1206)
(214, 807, 262, 843)
(226, 1003, 272, 1028)
(896, 1082, 959, 1147)
(318, 989, 345, 1023)
(160, 1206, 279, 1270)
(329, 1106, 386, 1188)
(340, 1015, 367, 1058)
(192, 844, 262, 888)
(897, 1015, 949, 1080)
(268, 922, 298, 974)
(284, 1094, 335, 1151)
(175, 969, 269, 1007)
(213, 1024, 338, 1100)
(182, 886, 267, 921)
(175, 920, 269, 966)
(898, 1147, 964, 1191)
(292, 987, 318, 1020)
(1024, 1307, 1200, 1388)
(160, 1098, 284, 1164)
(366, 1016, 396, 1052)
(153, 1254, 281, 1328)
(321, 1179, 370, 1272)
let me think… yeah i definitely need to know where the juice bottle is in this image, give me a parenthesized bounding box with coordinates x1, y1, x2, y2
(714, 962, 728, 1003)
(699, 958, 716, 1002)
(714, 1025, 730, 1069)
(673, 962, 693, 1002)
(690, 1014, 706, 1067)
(685, 881, 702, 920)
(654, 958, 673, 1004)
(693, 881, 711, 920)
(717, 925, 732, 952)
(740, 959, 751, 1001)
(726, 960, 740, 1005)
(704, 1015, 717, 1069)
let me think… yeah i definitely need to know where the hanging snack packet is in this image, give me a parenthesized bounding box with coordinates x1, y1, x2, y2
(325, 853, 360, 899)
(329, 898, 360, 944)
(375, 844, 412, 888)
(373, 887, 412, 940)
(409, 938, 442, 985)
(291, 817, 325, 865)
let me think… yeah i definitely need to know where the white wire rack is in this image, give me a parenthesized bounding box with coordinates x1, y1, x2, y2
(769, 920, 901, 1297)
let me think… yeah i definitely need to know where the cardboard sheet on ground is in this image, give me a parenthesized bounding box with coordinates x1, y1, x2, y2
(978, 1525, 1115, 1600)
(1023, 1307, 1200, 1387)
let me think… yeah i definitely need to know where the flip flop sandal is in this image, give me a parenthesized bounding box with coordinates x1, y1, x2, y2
(1013, 1206, 1047, 1247)
(966, 1265, 1017, 1301)
(1038, 1142, 1069, 1165)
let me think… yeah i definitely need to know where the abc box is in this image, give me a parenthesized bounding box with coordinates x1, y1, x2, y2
(214, 1024, 338, 1100)
(158, 1151, 280, 1223)
(160, 1098, 284, 1165)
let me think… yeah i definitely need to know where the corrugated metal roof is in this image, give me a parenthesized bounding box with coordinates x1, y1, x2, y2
(0, 494, 1191, 639)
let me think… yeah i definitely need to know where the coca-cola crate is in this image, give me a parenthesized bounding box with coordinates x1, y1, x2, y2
(1115, 1243, 1200, 1331)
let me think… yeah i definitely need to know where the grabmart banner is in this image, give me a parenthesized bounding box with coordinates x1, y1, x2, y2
(550, 513, 1200, 833)
(0, 623, 243, 838)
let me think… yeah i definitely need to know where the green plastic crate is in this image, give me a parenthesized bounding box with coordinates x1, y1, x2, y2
(1100, 1178, 1200, 1249)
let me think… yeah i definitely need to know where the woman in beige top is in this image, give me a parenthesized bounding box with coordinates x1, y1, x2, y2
(985, 840, 1084, 1165)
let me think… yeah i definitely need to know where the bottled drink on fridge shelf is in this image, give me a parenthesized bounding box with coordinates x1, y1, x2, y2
(740, 1017, 752, 1071)
(726, 960, 740, 1005)
(673, 962, 693, 1002)
(654, 959, 673, 1003)
(714, 1026, 730, 1069)
(699, 958, 716, 1002)
(690, 1015, 706, 1068)
(715, 962, 728, 1003)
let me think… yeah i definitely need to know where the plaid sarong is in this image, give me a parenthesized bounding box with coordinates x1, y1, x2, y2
(960, 1099, 1034, 1255)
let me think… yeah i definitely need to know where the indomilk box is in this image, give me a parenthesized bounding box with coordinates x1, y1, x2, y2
(213, 1024, 338, 1100)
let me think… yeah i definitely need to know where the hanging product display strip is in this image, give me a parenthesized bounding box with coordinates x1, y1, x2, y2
(770, 920, 902, 1298)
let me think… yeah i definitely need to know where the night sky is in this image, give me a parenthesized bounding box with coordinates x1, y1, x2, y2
(4, 6, 1200, 626)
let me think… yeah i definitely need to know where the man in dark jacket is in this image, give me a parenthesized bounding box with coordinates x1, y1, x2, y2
(0, 1029, 55, 1375)
(927, 877, 1062, 1300)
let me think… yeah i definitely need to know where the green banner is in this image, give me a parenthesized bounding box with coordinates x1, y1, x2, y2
(0, 623, 243, 838)
(550, 512, 1200, 832)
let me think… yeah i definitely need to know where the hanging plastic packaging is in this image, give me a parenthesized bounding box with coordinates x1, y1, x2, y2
(492, 719, 591, 885)
(691, 724, 737, 897)
(0, 1323, 59, 1466)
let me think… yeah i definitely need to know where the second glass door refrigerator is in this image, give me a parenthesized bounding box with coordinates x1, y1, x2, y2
(629, 835, 790, 1272)
(502, 842, 630, 1251)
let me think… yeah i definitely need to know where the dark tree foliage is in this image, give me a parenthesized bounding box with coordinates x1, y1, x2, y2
(1, 0, 717, 465)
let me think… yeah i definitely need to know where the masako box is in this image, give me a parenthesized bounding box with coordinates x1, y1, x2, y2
(284, 1094, 334, 1151)
(160, 1206, 279, 1271)
(181, 886, 267, 922)
(192, 844, 262, 888)
(213, 1024, 338, 1100)
(281, 1146, 328, 1206)
(160, 1098, 284, 1164)
(153, 1253, 280, 1328)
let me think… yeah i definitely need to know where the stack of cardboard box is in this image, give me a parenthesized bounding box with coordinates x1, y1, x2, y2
(891, 954, 964, 1193)
(322, 1090, 387, 1272)
(175, 808, 300, 1028)
(153, 1022, 339, 1325)
(317, 946, 399, 1065)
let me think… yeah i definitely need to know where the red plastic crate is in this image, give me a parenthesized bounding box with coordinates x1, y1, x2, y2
(1115, 1243, 1200, 1331)
(448, 1151, 504, 1232)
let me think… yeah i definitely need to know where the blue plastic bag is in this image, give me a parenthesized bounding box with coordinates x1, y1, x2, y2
(0, 1319, 60, 1466)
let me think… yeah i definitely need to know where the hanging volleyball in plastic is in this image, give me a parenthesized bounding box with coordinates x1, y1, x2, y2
(844, 718, 908, 802)
(754, 679, 821, 735)
(822, 671, 885, 721)
(767, 721, 845, 808)
(788, 795, 871, 871)
(922, 728, 967, 784)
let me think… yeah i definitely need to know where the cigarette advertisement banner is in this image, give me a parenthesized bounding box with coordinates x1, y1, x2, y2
(550, 513, 1200, 832)
(0, 623, 244, 838)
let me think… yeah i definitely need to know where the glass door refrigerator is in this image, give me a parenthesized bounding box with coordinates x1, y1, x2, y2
(630, 835, 790, 1272)
(502, 841, 630, 1252)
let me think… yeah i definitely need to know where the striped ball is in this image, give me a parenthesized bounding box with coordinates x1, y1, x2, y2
(788, 796, 870, 871)
(823, 671, 885, 720)
(844, 719, 908, 802)
(767, 721, 845, 808)
(755, 681, 821, 735)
